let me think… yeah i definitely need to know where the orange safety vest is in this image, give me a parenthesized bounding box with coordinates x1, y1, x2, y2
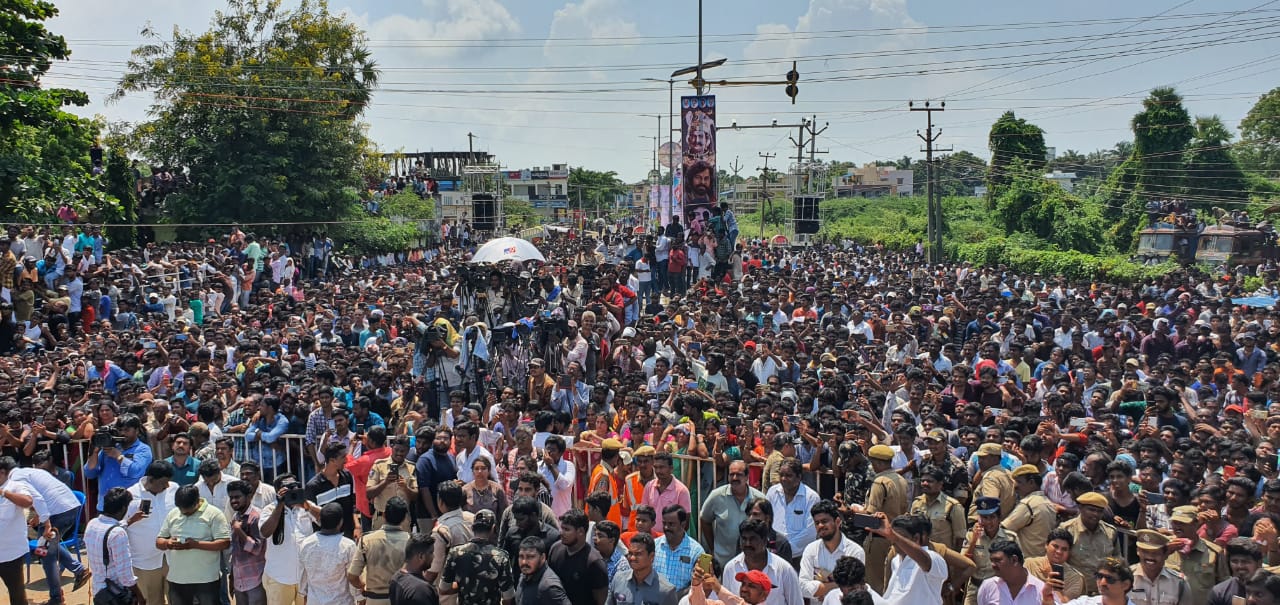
(589, 462, 623, 527)
(623, 471, 653, 531)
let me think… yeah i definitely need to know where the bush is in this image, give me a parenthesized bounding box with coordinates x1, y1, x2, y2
(949, 237, 1178, 281)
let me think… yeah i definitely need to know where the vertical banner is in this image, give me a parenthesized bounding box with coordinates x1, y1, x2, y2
(680, 95, 716, 232)
(648, 185, 660, 227)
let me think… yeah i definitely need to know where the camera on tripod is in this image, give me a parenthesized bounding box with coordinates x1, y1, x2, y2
(535, 315, 569, 343)
(455, 265, 489, 290)
(92, 425, 126, 449)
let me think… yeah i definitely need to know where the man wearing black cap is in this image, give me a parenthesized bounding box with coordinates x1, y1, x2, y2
(963, 496, 1014, 605)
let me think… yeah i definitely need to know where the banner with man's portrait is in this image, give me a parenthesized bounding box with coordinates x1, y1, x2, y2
(680, 95, 716, 231)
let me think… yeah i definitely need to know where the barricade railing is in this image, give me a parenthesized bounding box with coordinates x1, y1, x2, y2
(44, 435, 1134, 560)
(42, 434, 317, 512)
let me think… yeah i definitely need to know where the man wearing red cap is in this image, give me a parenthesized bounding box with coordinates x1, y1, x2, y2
(689, 564, 773, 605)
(721, 519, 804, 605)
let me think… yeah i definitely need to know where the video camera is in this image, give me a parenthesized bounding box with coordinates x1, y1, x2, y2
(535, 314, 569, 344)
(280, 479, 306, 506)
(91, 425, 126, 449)
(455, 264, 489, 291)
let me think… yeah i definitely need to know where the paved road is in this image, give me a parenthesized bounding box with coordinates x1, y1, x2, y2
(1, 568, 92, 605)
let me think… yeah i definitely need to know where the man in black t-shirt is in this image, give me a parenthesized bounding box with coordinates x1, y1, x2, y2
(306, 441, 358, 538)
(547, 509, 608, 605)
(390, 533, 440, 605)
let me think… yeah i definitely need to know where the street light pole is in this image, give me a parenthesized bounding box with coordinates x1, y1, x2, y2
(696, 0, 704, 95)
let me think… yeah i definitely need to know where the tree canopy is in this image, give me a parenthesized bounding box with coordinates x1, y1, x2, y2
(1182, 115, 1249, 204)
(1101, 87, 1194, 249)
(0, 0, 106, 220)
(112, 0, 378, 234)
(1237, 87, 1280, 175)
(986, 111, 1046, 208)
(568, 167, 627, 215)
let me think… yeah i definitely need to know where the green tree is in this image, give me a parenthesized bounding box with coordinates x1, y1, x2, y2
(112, 0, 378, 236)
(1101, 87, 1194, 248)
(0, 0, 106, 220)
(994, 160, 1107, 253)
(568, 167, 627, 215)
(503, 197, 539, 229)
(102, 147, 138, 247)
(1182, 116, 1249, 204)
(936, 150, 986, 197)
(1237, 87, 1280, 174)
(986, 111, 1046, 208)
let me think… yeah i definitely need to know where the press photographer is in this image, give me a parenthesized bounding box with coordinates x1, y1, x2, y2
(406, 315, 462, 420)
(83, 414, 153, 513)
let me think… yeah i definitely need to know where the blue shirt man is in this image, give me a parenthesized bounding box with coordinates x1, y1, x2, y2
(244, 397, 290, 476)
(82, 415, 152, 511)
(87, 359, 132, 396)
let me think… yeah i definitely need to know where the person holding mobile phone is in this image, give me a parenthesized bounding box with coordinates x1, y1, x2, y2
(155, 484, 232, 605)
(1024, 528, 1086, 601)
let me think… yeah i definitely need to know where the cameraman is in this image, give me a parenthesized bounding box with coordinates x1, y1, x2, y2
(84, 413, 152, 512)
(407, 315, 462, 420)
(480, 271, 508, 325)
(260, 474, 320, 605)
(560, 320, 588, 370)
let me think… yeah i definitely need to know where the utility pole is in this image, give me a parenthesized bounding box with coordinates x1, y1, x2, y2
(727, 156, 744, 219)
(910, 101, 950, 263)
(729, 155, 744, 181)
(807, 115, 828, 194)
(789, 120, 808, 197)
(467, 132, 476, 159)
(758, 152, 776, 239)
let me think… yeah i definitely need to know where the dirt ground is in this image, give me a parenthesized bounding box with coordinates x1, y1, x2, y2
(1, 568, 92, 605)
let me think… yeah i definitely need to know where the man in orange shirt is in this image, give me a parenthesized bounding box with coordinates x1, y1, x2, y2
(345, 426, 391, 532)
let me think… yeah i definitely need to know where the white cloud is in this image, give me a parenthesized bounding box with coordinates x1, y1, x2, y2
(361, 0, 521, 61)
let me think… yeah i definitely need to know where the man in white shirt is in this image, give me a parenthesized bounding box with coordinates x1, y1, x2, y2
(124, 461, 180, 605)
(453, 421, 495, 484)
(820, 556, 887, 605)
(750, 343, 781, 384)
(261, 474, 319, 605)
(976, 539, 1044, 605)
(0, 457, 38, 605)
(765, 458, 820, 563)
(298, 502, 358, 605)
(196, 458, 239, 521)
(721, 518, 805, 605)
(872, 513, 948, 605)
(12, 460, 91, 602)
(655, 233, 671, 294)
(540, 435, 577, 517)
(800, 500, 865, 602)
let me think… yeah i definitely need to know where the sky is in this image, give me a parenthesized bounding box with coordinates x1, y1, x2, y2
(41, 0, 1280, 184)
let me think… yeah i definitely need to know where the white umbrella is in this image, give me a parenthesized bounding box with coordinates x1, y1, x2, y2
(469, 237, 546, 264)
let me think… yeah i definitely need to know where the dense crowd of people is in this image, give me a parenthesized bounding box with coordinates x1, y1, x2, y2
(6, 209, 1280, 605)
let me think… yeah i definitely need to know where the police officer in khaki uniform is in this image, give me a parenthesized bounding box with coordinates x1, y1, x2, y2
(1001, 464, 1058, 559)
(968, 443, 1015, 522)
(910, 465, 967, 551)
(1131, 529, 1192, 605)
(859, 444, 908, 595)
(348, 496, 413, 605)
(1058, 491, 1120, 595)
(1165, 505, 1229, 604)
(962, 496, 1015, 605)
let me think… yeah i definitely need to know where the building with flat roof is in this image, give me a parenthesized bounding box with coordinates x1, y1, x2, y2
(506, 164, 570, 219)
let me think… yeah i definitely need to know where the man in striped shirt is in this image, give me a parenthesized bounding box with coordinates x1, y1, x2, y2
(85, 487, 145, 605)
